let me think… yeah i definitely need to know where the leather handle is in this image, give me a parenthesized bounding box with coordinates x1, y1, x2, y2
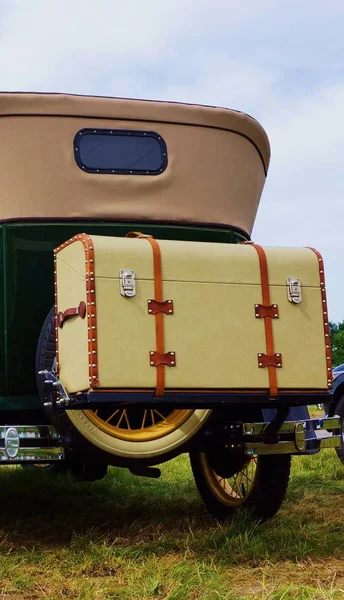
(57, 301, 86, 328)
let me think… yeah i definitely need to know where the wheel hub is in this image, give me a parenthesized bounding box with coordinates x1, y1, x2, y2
(84, 406, 194, 442)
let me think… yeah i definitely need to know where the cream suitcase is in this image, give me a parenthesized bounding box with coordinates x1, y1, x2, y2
(54, 233, 331, 397)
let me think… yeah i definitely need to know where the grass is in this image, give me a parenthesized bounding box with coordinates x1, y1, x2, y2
(0, 449, 343, 599)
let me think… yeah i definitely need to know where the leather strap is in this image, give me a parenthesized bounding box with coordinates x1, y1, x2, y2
(250, 243, 279, 397)
(126, 232, 169, 397)
(57, 301, 86, 328)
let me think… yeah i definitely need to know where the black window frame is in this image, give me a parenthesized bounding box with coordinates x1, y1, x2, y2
(74, 128, 168, 175)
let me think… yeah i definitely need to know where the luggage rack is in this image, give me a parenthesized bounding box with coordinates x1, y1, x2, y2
(39, 370, 342, 456)
(40, 370, 332, 410)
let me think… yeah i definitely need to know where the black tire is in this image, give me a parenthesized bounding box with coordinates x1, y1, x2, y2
(36, 307, 108, 482)
(190, 451, 291, 521)
(332, 394, 344, 463)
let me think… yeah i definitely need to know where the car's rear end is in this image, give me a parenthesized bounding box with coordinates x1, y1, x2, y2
(0, 92, 339, 520)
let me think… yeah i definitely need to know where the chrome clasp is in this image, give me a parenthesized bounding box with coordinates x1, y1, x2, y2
(120, 269, 136, 297)
(287, 277, 302, 304)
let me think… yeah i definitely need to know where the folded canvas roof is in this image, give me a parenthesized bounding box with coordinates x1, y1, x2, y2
(0, 92, 270, 236)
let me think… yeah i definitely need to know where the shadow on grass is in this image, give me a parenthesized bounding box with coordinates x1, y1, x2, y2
(0, 452, 343, 566)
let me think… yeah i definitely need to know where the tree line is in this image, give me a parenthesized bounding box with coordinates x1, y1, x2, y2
(330, 321, 344, 366)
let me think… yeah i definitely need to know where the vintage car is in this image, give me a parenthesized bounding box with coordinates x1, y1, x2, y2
(0, 91, 340, 521)
(323, 364, 344, 463)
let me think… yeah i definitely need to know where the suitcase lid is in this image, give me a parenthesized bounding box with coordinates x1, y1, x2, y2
(56, 235, 322, 289)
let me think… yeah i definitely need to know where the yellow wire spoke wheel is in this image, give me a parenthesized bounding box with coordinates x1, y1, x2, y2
(67, 406, 211, 460)
(199, 453, 257, 506)
(190, 451, 291, 521)
(84, 406, 194, 442)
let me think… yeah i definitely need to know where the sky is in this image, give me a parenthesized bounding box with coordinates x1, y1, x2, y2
(0, 0, 343, 321)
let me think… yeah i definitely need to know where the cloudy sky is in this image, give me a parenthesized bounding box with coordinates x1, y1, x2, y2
(0, 0, 343, 321)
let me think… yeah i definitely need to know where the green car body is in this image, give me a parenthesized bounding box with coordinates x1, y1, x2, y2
(0, 221, 245, 415)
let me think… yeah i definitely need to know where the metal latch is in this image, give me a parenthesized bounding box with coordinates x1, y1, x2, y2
(287, 278, 302, 304)
(120, 269, 136, 297)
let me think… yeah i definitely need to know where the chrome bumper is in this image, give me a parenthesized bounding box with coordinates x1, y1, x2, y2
(0, 425, 64, 463)
(242, 416, 342, 455)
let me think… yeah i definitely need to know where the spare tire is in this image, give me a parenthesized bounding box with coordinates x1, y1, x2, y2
(37, 308, 211, 465)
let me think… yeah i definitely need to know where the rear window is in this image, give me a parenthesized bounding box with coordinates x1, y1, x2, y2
(74, 128, 167, 175)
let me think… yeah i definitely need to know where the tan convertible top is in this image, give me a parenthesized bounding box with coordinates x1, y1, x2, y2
(0, 92, 270, 235)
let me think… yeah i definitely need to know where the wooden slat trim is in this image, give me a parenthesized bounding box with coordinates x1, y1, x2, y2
(307, 248, 333, 388)
(54, 233, 99, 387)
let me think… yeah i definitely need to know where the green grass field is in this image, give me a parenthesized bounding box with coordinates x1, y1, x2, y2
(0, 449, 343, 600)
